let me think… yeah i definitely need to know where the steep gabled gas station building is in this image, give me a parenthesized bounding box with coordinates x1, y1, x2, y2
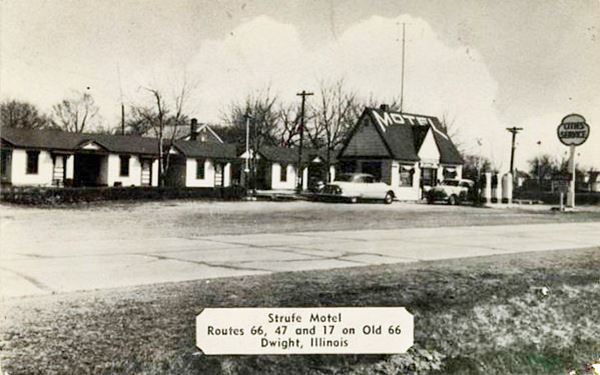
(337, 106, 464, 200)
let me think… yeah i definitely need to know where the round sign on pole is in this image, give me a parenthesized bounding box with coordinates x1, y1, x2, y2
(557, 114, 590, 146)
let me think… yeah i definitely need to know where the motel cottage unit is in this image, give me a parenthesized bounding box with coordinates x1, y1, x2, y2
(1, 127, 160, 187)
(166, 140, 236, 188)
(338, 106, 463, 200)
(238, 145, 336, 191)
(0, 124, 239, 189)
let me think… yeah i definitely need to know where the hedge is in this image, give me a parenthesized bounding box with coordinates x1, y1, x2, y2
(0, 185, 247, 205)
(513, 190, 600, 205)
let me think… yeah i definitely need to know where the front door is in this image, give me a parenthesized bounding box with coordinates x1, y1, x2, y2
(141, 159, 152, 186)
(214, 163, 223, 187)
(52, 155, 66, 186)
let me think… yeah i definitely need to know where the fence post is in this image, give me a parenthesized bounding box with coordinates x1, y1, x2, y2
(484, 172, 492, 205)
(502, 173, 513, 204)
(494, 173, 502, 204)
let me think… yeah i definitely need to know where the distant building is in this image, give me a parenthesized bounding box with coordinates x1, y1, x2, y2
(167, 141, 237, 188)
(237, 145, 336, 191)
(337, 106, 463, 200)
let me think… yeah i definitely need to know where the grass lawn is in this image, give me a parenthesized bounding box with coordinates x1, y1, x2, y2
(1, 247, 599, 374)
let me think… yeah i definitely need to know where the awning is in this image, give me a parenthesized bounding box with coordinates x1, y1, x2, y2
(401, 165, 414, 171)
(444, 167, 456, 172)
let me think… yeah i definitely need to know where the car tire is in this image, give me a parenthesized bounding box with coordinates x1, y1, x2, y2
(383, 192, 394, 204)
(448, 195, 457, 205)
(349, 197, 358, 204)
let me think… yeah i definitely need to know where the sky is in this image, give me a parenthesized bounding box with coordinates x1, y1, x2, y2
(1, 0, 599, 171)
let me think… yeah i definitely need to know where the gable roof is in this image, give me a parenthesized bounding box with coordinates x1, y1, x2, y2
(426, 117, 463, 165)
(91, 134, 160, 155)
(179, 123, 224, 143)
(339, 107, 462, 164)
(1, 127, 85, 151)
(1, 127, 161, 155)
(258, 145, 300, 164)
(171, 140, 237, 159)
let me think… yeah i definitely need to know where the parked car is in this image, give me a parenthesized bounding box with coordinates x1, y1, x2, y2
(427, 178, 475, 205)
(320, 173, 396, 204)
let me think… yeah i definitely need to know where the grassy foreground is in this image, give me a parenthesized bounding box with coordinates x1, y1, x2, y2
(1, 247, 599, 374)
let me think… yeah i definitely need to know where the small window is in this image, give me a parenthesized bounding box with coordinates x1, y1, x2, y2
(119, 155, 130, 176)
(26, 151, 39, 174)
(363, 176, 375, 183)
(399, 167, 414, 186)
(196, 159, 205, 179)
(280, 164, 287, 182)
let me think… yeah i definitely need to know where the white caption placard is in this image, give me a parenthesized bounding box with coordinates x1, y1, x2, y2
(196, 307, 413, 355)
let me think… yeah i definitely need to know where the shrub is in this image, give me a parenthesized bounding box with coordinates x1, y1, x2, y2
(0, 185, 246, 205)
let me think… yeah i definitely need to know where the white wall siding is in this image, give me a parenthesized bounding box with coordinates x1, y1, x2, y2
(223, 163, 231, 187)
(185, 158, 215, 187)
(151, 160, 159, 186)
(65, 155, 74, 179)
(106, 154, 142, 186)
(9, 149, 54, 186)
(270, 163, 297, 190)
(389, 160, 421, 201)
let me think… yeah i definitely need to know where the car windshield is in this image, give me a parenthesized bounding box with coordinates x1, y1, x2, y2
(442, 180, 459, 186)
(335, 174, 356, 182)
(335, 174, 375, 183)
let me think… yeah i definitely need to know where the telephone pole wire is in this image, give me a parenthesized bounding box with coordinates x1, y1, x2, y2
(296, 90, 313, 192)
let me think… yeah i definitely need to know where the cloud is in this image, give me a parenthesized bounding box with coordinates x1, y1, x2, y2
(185, 15, 515, 167)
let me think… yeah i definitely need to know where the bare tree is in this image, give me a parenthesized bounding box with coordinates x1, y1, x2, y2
(0, 99, 51, 129)
(222, 91, 281, 148)
(130, 81, 192, 186)
(307, 79, 360, 181)
(275, 103, 300, 147)
(51, 91, 100, 133)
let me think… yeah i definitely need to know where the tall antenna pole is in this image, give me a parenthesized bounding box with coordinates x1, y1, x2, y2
(400, 22, 406, 113)
(117, 63, 125, 135)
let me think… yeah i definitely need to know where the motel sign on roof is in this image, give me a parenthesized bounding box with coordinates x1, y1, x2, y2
(371, 110, 434, 128)
(371, 109, 449, 140)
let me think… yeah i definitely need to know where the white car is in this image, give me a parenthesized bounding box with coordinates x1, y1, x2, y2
(427, 178, 475, 205)
(321, 173, 396, 204)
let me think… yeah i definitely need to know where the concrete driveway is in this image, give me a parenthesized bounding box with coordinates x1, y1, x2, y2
(1, 221, 599, 297)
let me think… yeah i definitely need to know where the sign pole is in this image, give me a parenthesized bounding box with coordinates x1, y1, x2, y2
(557, 114, 590, 209)
(567, 144, 576, 207)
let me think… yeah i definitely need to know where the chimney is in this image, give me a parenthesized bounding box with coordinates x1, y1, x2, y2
(379, 104, 390, 112)
(190, 118, 199, 141)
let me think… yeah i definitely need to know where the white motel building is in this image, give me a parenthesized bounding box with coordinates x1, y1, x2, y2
(337, 106, 463, 200)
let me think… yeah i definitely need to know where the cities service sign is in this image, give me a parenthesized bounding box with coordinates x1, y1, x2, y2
(557, 114, 590, 146)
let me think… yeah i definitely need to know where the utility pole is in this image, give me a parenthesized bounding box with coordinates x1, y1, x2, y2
(244, 112, 252, 175)
(296, 90, 313, 192)
(506, 127, 523, 175)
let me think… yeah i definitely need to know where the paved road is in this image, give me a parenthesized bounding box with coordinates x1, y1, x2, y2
(1, 222, 599, 297)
